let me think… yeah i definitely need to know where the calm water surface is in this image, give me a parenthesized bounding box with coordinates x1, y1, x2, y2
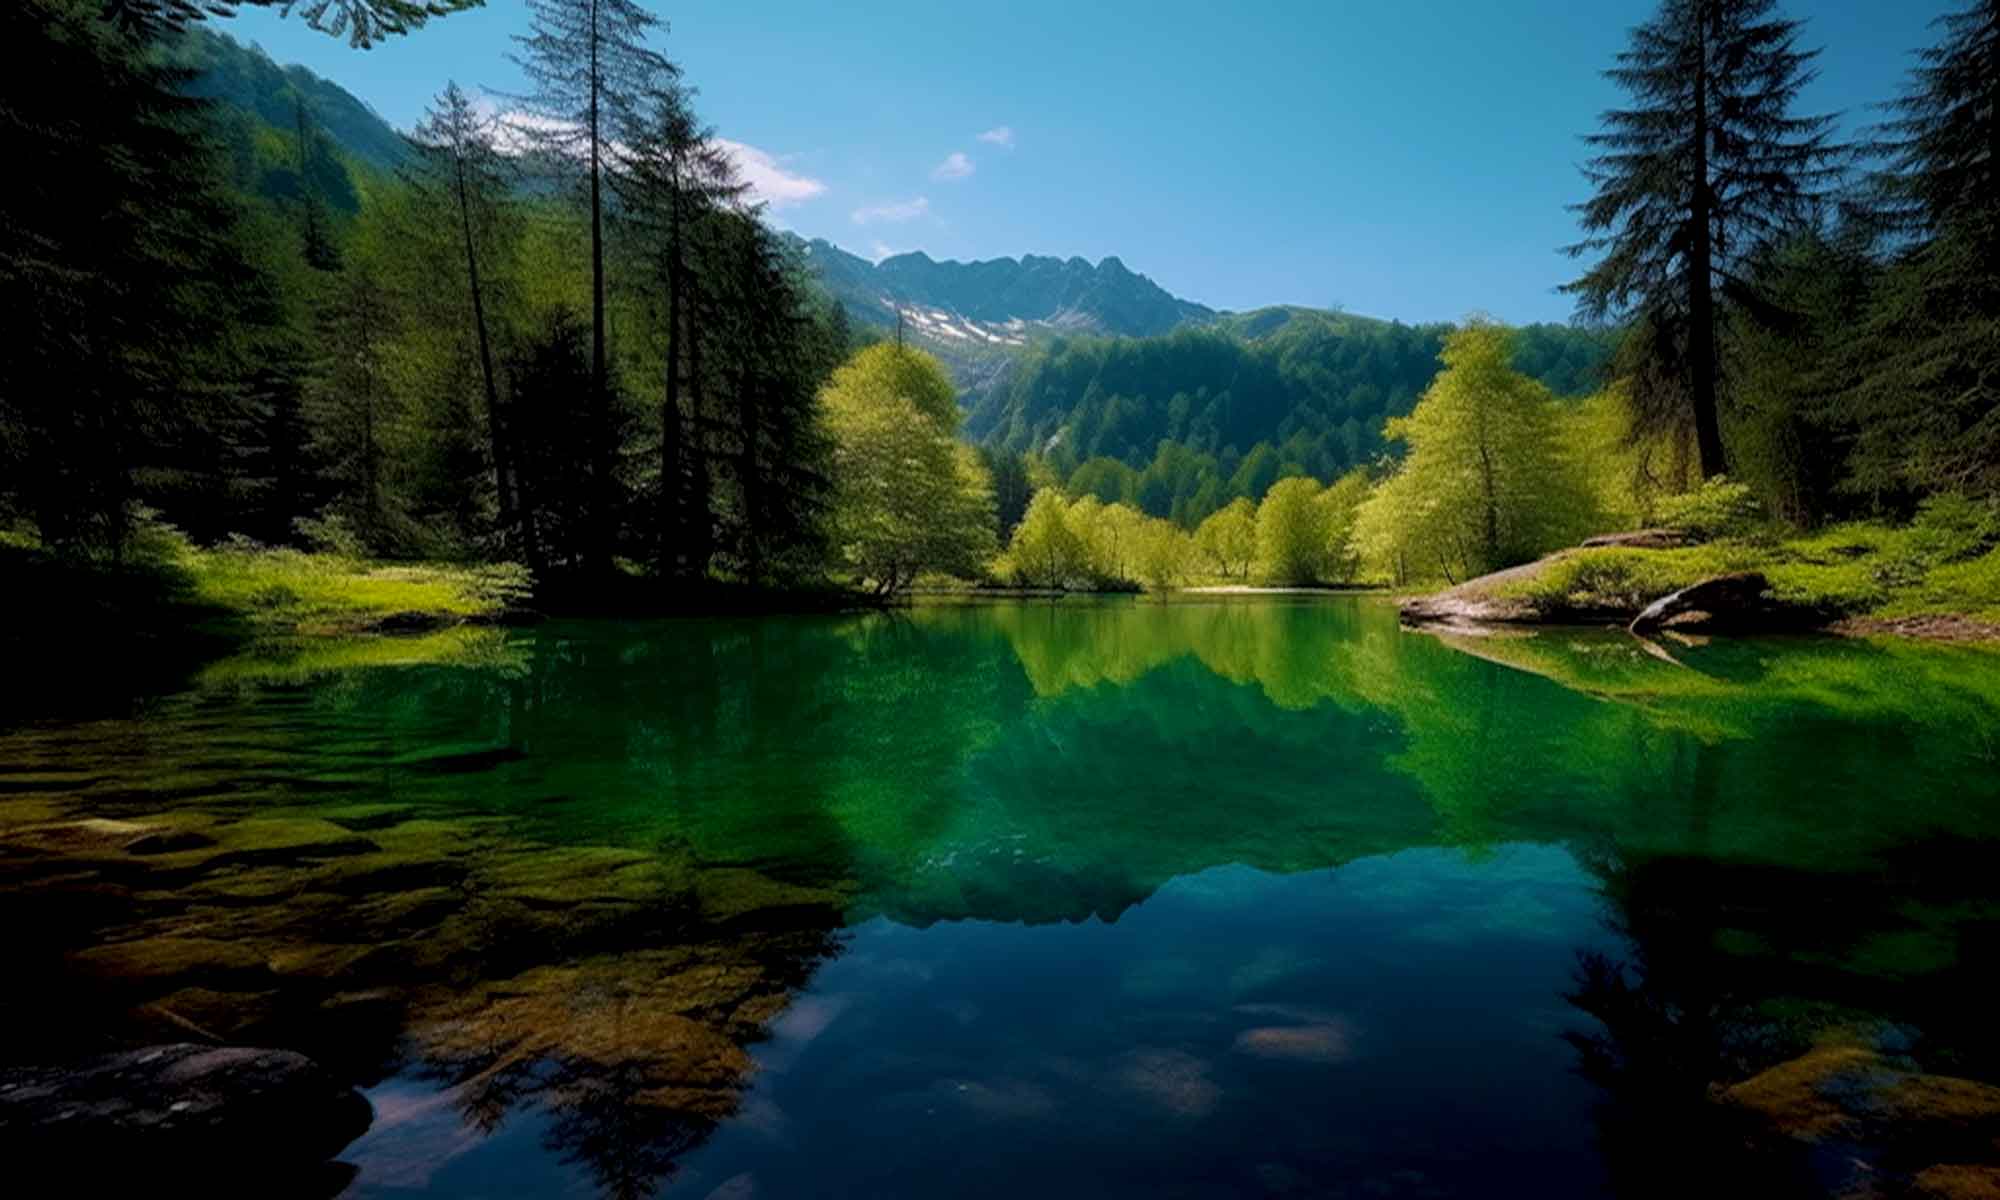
(4, 597, 1999, 1198)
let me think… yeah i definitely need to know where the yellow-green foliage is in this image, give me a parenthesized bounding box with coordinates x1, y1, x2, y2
(1256, 476, 1334, 585)
(1316, 470, 1371, 583)
(1497, 518, 2000, 623)
(1192, 497, 1257, 580)
(1004, 488, 1193, 592)
(1355, 322, 1600, 585)
(1007, 488, 1086, 587)
(822, 344, 996, 592)
(187, 543, 524, 630)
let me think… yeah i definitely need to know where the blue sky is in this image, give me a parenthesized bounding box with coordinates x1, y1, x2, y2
(223, 0, 1954, 325)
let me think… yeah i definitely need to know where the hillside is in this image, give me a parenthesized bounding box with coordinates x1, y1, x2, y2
(166, 27, 411, 173)
(965, 307, 1615, 521)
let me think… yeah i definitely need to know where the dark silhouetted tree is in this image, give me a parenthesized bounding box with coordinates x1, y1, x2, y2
(509, 0, 670, 575)
(1565, 0, 1842, 479)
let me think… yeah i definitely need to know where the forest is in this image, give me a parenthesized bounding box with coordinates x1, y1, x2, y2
(1, 0, 1997, 632)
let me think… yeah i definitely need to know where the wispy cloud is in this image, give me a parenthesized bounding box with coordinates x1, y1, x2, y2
(852, 196, 930, 225)
(931, 151, 975, 181)
(475, 94, 826, 210)
(713, 139, 827, 209)
(869, 240, 898, 262)
(976, 126, 1016, 149)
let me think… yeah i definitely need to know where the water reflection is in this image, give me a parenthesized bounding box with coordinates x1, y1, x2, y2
(3, 599, 2000, 1196)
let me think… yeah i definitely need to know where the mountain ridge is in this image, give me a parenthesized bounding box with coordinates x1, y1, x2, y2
(785, 234, 1213, 347)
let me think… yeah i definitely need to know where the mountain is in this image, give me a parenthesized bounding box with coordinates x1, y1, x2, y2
(167, 28, 412, 173)
(786, 235, 1212, 345)
(172, 33, 1614, 521)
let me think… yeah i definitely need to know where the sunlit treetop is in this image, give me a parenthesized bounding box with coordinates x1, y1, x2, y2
(100, 0, 481, 48)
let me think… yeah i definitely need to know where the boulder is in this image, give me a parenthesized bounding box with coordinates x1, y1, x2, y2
(0, 1043, 371, 1185)
(1628, 572, 1775, 635)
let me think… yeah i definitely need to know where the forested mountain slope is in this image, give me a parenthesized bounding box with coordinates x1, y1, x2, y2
(166, 27, 410, 173)
(968, 309, 1615, 492)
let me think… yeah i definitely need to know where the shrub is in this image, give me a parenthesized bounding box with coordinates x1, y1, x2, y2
(1655, 476, 1764, 540)
(1908, 493, 2000, 565)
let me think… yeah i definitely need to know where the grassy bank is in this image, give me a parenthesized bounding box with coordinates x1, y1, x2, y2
(2, 527, 523, 642)
(1493, 521, 2000, 633)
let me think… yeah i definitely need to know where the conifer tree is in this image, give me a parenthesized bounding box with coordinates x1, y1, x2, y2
(101, 0, 478, 46)
(1840, 1, 2000, 500)
(405, 82, 530, 563)
(1565, 0, 1841, 479)
(1, 0, 265, 554)
(509, 0, 670, 574)
(615, 77, 746, 578)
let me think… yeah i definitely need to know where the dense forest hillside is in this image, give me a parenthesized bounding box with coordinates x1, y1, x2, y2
(168, 27, 409, 173)
(964, 310, 1615, 523)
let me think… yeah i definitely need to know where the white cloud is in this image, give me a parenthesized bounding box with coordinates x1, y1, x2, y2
(869, 241, 897, 262)
(976, 126, 1016, 149)
(852, 196, 930, 225)
(931, 151, 975, 181)
(475, 95, 826, 210)
(713, 138, 827, 209)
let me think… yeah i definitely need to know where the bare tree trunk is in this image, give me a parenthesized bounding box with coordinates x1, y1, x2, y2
(659, 174, 684, 577)
(586, 0, 612, 574)
(1688, 17, 1727, 480)
(454, 147, 528, 569)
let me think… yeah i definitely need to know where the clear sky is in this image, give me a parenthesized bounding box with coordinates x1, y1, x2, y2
(222, 0, 1955, 325)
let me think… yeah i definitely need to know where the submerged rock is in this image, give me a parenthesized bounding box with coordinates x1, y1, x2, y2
(1720, 1041, 2000, 1197)
(0, 1043, 371, 1184)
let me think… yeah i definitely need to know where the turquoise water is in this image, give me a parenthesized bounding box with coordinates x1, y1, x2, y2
(4, 597, 1999, 1197)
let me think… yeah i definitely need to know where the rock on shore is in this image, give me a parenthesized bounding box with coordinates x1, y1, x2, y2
(0, 1043, 371, 1189)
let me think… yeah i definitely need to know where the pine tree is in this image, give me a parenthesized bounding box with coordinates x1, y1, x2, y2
(707, 216, 833, 583)
(1, 0, 266, 554)
(1839, 2, 2000, 500)
(1867, 1, 1999, 238)
(615, 77, 747, 579)
(100, 0, 478, 47)
(292, 92, 344, 273)
(306, 262, 401, 550)
(1564, 0, 1842, 479)
(509, 0, 670, 575)
(405, 82, 531, 564)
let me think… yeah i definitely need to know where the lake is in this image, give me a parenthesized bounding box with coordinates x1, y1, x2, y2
(4, 597, 1999, 1198)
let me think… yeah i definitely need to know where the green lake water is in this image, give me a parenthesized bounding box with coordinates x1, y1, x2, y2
(4, 597, 2000, 1197)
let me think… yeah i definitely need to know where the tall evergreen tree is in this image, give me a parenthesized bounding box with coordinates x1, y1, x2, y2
(509, 0, 670, 575)
(1, 0, 266, 554)
(1839, 2, 2000, 501)
(307, 261, 401, 549)
(706, 216, 834, 583)
(1564, 0, 1841, 479)
(405, 82, 530, 563)
(1866, 1, 2000, 239)
(292, 92, 345, 272)
(616, 77, 747, 579)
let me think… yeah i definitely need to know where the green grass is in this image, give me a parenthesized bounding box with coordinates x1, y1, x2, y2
(186, 545, 526, 632)
(1495, 521, 2000, 627)
(3, 524, 528, 641)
